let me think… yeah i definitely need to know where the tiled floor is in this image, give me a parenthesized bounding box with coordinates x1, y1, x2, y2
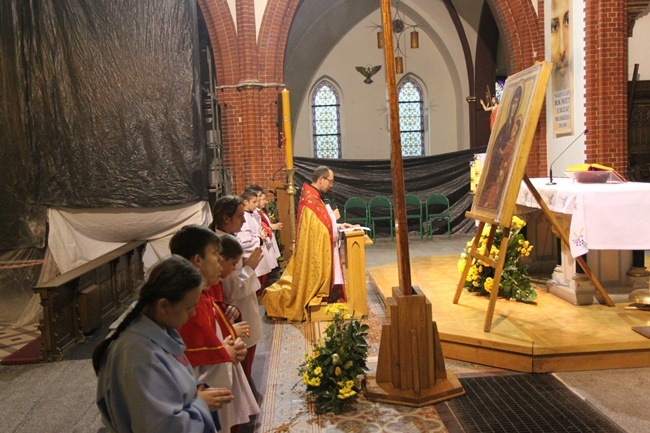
(0, 324, 39, 360)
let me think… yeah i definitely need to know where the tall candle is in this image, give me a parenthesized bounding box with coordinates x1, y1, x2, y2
(281, 89, 294, 169)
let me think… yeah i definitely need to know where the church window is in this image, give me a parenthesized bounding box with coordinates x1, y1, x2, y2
(311, 81, 342, 158)
(398, 77, 425, 157)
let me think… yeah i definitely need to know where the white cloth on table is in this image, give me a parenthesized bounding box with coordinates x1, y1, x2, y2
(517, 178, 650, 257)
(48, 201, 212, 273)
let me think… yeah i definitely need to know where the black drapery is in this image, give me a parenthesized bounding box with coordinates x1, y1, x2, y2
(291, 148, 485, 235)
(0, 0, 203, 251)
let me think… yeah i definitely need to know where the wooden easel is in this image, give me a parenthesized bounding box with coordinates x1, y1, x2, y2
(453, 215, 510, 332)
(453, 62, 614, 331)
(454, 174, 615, 332)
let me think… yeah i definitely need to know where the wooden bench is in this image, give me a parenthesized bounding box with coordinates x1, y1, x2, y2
(33, 241, 145, 361)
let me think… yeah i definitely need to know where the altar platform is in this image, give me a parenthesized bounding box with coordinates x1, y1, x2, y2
(368, 254, 650, 373)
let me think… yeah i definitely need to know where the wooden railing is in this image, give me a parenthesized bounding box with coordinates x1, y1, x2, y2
(33, 241, 145, 361)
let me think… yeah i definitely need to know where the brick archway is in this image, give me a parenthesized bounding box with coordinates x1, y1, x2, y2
(198, 0, 627, 187)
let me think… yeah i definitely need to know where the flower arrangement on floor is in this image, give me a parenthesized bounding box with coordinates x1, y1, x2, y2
(458, 215, 537, 302)
(298, 303, 369, 414)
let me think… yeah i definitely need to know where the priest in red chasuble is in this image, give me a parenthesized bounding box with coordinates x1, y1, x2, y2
(262, 166, 352, 321)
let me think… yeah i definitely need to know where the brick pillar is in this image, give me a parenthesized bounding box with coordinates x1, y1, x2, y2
(487, 0, 546, 177)
(584, 0, 628, 175)
(200, 0, 294, 193)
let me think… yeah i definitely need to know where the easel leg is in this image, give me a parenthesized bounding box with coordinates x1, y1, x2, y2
(484, 228, 511, 332)
(454, 221, 485, 303)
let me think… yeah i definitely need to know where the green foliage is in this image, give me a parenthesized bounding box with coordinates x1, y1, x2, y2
(298, 304, 369, 414)
(458, 215, 537, 303)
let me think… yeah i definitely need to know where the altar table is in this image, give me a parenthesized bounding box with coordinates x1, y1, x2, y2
(516, 178, 650, 304)
(517, 177, 650, 256)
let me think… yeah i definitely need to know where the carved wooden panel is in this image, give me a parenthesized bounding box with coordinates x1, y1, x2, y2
(34, 241, 145, 361)
(629, 80, 650, 182)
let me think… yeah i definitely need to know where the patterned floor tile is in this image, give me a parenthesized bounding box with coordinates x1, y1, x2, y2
(0, 324, 40, 361)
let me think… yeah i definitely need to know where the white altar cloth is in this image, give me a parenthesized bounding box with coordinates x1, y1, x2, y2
(517, 178, 650, 258)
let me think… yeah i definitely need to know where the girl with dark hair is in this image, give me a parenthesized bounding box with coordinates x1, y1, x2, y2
(93, 255, 232, 433)
(210, 195, 245, 233)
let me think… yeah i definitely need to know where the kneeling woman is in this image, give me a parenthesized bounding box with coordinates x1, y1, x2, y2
(93, 256, 233, 433)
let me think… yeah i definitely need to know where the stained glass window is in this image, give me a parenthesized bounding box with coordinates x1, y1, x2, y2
(311, 81, 342, 158)
(398, 77, 425, 157)
(495, 79, 505, 103)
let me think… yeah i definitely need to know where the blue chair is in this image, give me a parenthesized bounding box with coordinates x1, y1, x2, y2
(405, 194, 424, 240)
(368, 196, 393, 240)
(425, 193, 451, 238)
(343, 197, 368, 226)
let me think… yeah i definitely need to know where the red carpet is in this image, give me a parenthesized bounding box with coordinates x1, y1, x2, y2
(1, 336, 42, 365)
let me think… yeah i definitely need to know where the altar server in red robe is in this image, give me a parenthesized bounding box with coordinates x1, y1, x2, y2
(172, 225, 259, 433)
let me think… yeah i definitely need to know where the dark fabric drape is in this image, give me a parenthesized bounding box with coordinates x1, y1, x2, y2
(0, 0, 203, 251)
(292, 148, 486, 235)
(0, 1, 47, 250)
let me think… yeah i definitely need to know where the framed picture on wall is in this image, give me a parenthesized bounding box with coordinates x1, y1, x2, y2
(471, 62, 551, 226)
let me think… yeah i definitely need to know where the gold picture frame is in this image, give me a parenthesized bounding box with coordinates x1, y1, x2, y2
(471, 62, 551, 226)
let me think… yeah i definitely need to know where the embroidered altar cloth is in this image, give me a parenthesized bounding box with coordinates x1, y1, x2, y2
(516, 178, 650, 258)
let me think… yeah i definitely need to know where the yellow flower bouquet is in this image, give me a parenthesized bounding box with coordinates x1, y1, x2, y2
(458, 215, 537, 302)
(298, 303, 369, 414)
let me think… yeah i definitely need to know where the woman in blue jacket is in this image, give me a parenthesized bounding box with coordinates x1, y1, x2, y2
(93, 255, 233, 433)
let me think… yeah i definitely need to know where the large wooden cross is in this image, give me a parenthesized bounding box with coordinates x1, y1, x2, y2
(364, 0, 464, 407)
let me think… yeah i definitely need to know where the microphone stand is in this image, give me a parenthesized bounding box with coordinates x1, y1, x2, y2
(547, 128, 588, 185)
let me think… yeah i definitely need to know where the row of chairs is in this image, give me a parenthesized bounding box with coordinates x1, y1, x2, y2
(342, 193, 451, 240)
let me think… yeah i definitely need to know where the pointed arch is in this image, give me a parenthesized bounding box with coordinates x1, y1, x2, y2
(398, 75, 425, 157)
(311, 79, 342, 159)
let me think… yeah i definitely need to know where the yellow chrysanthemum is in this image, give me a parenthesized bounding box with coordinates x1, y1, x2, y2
(324, 303, 348, 316)
(484, 277, 494, 293)
(511, 215, 526, 230)
(457, 258, 467, 273)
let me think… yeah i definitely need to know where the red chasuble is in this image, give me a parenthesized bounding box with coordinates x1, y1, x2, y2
(297, 183, 333, 247)
(261, 183, 342, 321)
